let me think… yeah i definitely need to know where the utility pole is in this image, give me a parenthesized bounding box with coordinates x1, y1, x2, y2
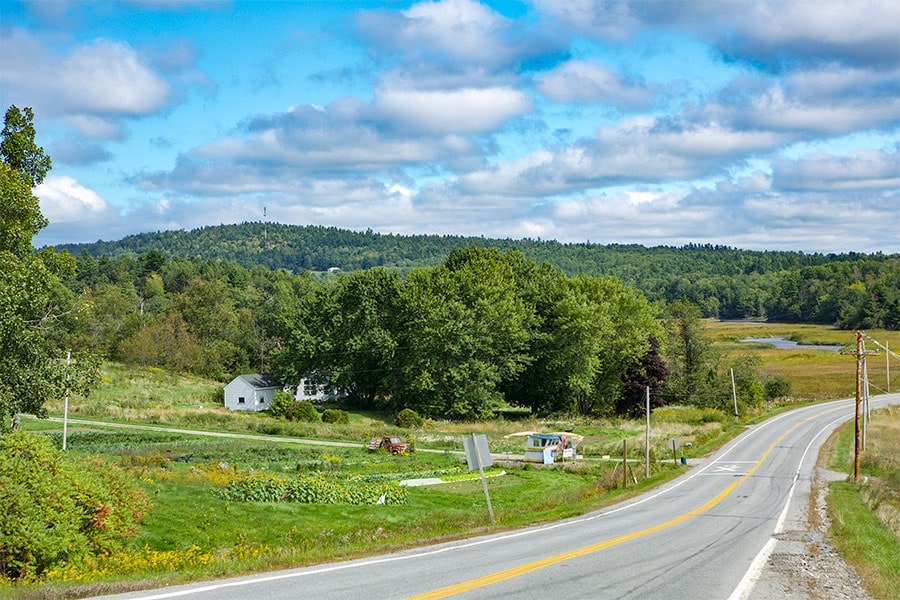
(854, 332, 862, 481)
(645, 386, 651, 479)
(730, 368, 738, 418)
(841, 332, 877, 481)
(862, 340, 869, 450)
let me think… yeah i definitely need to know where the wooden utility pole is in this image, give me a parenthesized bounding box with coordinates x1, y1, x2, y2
(841, 332, 877, 481)
(645, 386, 651, 479)
(854, 332, 862, 480)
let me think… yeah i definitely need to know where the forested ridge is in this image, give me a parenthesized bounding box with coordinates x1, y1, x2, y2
(54, 222, 900, 326)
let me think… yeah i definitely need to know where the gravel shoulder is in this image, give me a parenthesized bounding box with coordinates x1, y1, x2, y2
(746, 466, 872, 599)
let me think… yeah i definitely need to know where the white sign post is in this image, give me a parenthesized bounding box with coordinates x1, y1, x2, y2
(463, 433, 495, 525)
(62, 350, 71, 451)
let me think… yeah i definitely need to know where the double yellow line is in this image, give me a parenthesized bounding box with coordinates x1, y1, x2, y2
(409, 407, 839, 599)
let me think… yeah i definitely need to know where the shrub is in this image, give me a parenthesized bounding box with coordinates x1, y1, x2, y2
(0, 432, 150, 582)
(764, 375, 793, 400)
(322, 408, 349, 424)
(268, 391, 295, 418)
(288, 400, 321, 423)
(396, 408, 424, 428)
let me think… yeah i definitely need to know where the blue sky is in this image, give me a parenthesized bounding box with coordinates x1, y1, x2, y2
(2, 0, 898, 253)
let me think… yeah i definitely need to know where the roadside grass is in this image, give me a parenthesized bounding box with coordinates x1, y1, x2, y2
(12, 322, 900, 597)
(827, 407, 900, 599)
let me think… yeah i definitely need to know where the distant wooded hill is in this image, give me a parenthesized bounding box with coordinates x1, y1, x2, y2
(54, 222, 899, 326)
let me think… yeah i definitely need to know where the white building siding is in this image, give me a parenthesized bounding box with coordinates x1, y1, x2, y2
(224, 374, 281, 412)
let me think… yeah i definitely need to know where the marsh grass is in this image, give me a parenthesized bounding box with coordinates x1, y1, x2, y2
(707, 322, 900, 399)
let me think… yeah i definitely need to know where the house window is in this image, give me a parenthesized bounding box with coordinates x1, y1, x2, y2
(238, 397, 245, 404)
(259, 396, 266, 404)
(303, 380, 318, 396)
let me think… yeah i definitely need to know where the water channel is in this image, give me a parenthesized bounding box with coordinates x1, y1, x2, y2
(739, 336, 844, 351)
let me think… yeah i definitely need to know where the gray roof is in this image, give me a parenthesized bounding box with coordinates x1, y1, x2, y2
(232, 373, 282, 389)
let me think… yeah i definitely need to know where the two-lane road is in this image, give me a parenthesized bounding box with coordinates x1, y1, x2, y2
(97, 394, 899, 600)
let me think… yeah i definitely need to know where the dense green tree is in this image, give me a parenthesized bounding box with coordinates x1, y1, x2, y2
(272, 268, 402, 407)
(574, 275, 662, 414)
(119, 312, 205, 373)
(0, 107, 97, 429)
(500, 265, 597, 415)
(390, 249, 532, 419)
(662, 300, 720, 406)
(0, 149, 47, 257)
(1, 106, 51, 188)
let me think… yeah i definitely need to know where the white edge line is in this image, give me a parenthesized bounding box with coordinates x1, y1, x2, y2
(727, 411, 854, 600)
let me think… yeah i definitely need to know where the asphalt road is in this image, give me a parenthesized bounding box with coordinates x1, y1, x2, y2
(93, 394, 899, 600)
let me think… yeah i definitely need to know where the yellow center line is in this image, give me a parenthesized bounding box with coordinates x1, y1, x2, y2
(408, 406, 844, 600)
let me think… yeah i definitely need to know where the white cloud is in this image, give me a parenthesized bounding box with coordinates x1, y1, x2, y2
(717, 0, 900, 66)
(774, 148, 900, 191)
(35, 175, 110, 223)
(2, 30, 170, 117)
(61, 39, 170, 114)
(452, 117, 783, 196)
(537, 60, 652, 109)
(534, 1, 900, 67)
(358, 0, 557, 72)
(373, 87, 532, 134)
(400, 0, 512, 65)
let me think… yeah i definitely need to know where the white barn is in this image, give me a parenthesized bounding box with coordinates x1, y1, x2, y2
(223, 373, 282, 412)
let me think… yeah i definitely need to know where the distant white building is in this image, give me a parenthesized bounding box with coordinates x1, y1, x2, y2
(294, 376, 335, 402)
(224, 373, 338, 412)
(224, 373, 281, 412)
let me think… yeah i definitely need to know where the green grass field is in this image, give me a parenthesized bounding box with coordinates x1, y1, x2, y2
(8, 321, 900, 598)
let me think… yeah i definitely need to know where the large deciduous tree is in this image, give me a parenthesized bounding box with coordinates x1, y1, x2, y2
(391, 248, 532, 419)
(272, 268, 402, 408)
(1, 106, 51, 189)
(0, 106, 97, 430)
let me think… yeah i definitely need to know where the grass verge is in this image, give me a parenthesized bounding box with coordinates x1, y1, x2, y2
(826, 407, 899, 599)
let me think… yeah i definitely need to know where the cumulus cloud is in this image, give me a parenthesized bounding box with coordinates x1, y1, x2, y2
(372, 86, 532, 134)
(2, 30, 170, 122)
(449, 117, 784, 197)
(700, 67, 900, 136)
(35, 176, 110, 222)
(137, 93, 497, 196)
(712, 0, 900, 68)
(536, 60, 653, 109)
(534, 0, 900, 68)
(357, 0, 561, 73)
(773, 149, 900, 191)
